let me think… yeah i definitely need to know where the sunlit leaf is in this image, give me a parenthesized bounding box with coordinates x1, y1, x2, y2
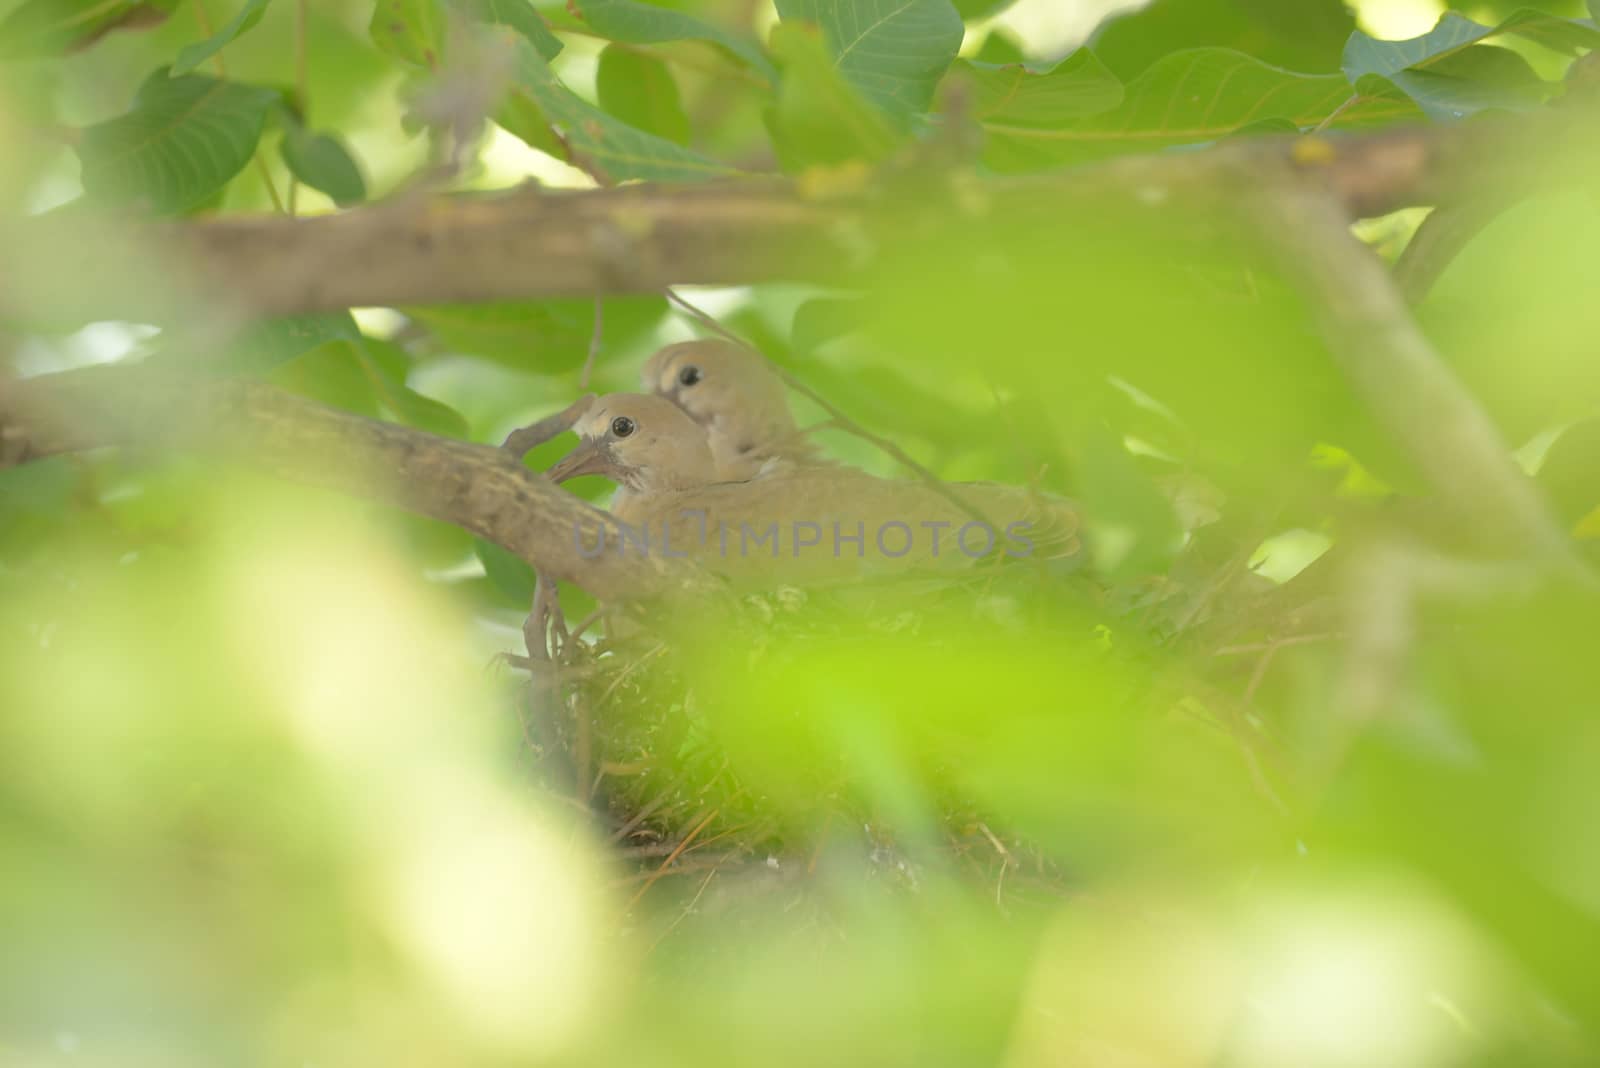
(507, 35, 736, 181)
(279, 120, 368, 206)
(449, 0, 561, 60)
(595, 44, 690, 146)
(571, 0, 775, 83)
(77, 71, 282, 215)
(775, 0, 964, 119)
(766, 22, 901, 170)
(171, 0, 269, 76)
(370, 0, 443, 68)
(0, 0, 174, 58)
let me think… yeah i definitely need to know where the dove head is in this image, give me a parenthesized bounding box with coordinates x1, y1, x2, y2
(642, 339, 797, 459)
(547, 393, 717, 494)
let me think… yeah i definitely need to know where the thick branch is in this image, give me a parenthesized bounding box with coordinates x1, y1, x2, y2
(0, 368, 709, 603)
(1254, 185, 1578, 564)
(3, 112, 1593, 322)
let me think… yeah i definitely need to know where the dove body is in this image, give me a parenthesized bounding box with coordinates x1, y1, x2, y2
(549, 394, 1079, 583)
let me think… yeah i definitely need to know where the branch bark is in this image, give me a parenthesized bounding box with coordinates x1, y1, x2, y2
(0, 367, 710, 603)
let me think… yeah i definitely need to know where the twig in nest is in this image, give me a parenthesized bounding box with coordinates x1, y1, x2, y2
(975, 821, 1013, 915)
(663, 289, 994, 529)
(627, 806, 720, 910)
(648, 866, 720, 954)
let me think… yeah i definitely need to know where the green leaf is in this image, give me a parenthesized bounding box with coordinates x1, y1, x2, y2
(280, 120, 367, 206)
(975, 49, 1420, 170)
(77, 72, 282, 215)
(1343, 11, 1594, 118)
(1346, 10, 1600, 82)
(1356, 48, 1549, 120)
(171, 0, 268, 76)
(356, 339, 471, 438)
(370, 0, 443, 68)
(0, 0, 174, 58)
(506, 35, 736, 181)
(958, 50, 1125, 168)
(407, 295, 667, 371)
(775, 0, 965, 119)
(765, 22, 902, 170)
(571, 0, 775, 83)
(448, 0, 561, 60)
(595, 44, 691, 146)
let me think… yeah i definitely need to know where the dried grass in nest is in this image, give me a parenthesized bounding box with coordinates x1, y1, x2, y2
(518, 591, 1086, 919)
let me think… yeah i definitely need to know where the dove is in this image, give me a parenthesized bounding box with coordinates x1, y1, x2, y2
(641, 339, 825, 479)
(547, 393, 1081, 583)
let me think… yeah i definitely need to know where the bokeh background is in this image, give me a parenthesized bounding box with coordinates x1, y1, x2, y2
(3, 0, 1600, 1064)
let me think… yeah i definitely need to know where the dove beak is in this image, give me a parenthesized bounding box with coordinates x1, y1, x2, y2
(547, 438, 617, 484)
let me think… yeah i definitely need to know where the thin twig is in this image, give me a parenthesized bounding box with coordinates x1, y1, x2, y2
(627, 806, 720, 910)
(580, 295, 603, 389)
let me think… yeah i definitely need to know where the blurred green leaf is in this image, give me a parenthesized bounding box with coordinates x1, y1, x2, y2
(1072, 424, 1182, 579)
(595, 44, 690, 146)
(171, 0, 268, 76)
(369, 0, 443, 68)
(211, 312, 363, 375)
(791, 296, 871, 351)
(77, 71, 282, 215)
(0, 0, 175, 58)
(766, 22, 901, 170)
(279, 119, 367, 206)
(1421, 193, 1600, 440)
(1537, 417, 1600, 529)
(408, 295, 666, 371)
(951, 0, 1017, 18)
(775, 0, 964, 119)
(571, 0, 776, 83)
(1091, 0, 1357, 80)
(475, 536, 537, 605)
(450, 0, 561, 60)
(357, 338, 472, 438)
(0, 456, 75, 524)
(507, 36, 735, 181)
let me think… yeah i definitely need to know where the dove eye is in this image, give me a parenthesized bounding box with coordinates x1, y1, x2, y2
(611, 416, 637, 438)
(678, 365, 702, 387)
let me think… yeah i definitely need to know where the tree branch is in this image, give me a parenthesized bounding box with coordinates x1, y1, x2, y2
(4, 111, 1593, 323)
(0, 367, 711, 603)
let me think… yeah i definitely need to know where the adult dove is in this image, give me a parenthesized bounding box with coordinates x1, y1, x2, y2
(547, 394, 1080, 582)
(641, 339, 824, 480)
